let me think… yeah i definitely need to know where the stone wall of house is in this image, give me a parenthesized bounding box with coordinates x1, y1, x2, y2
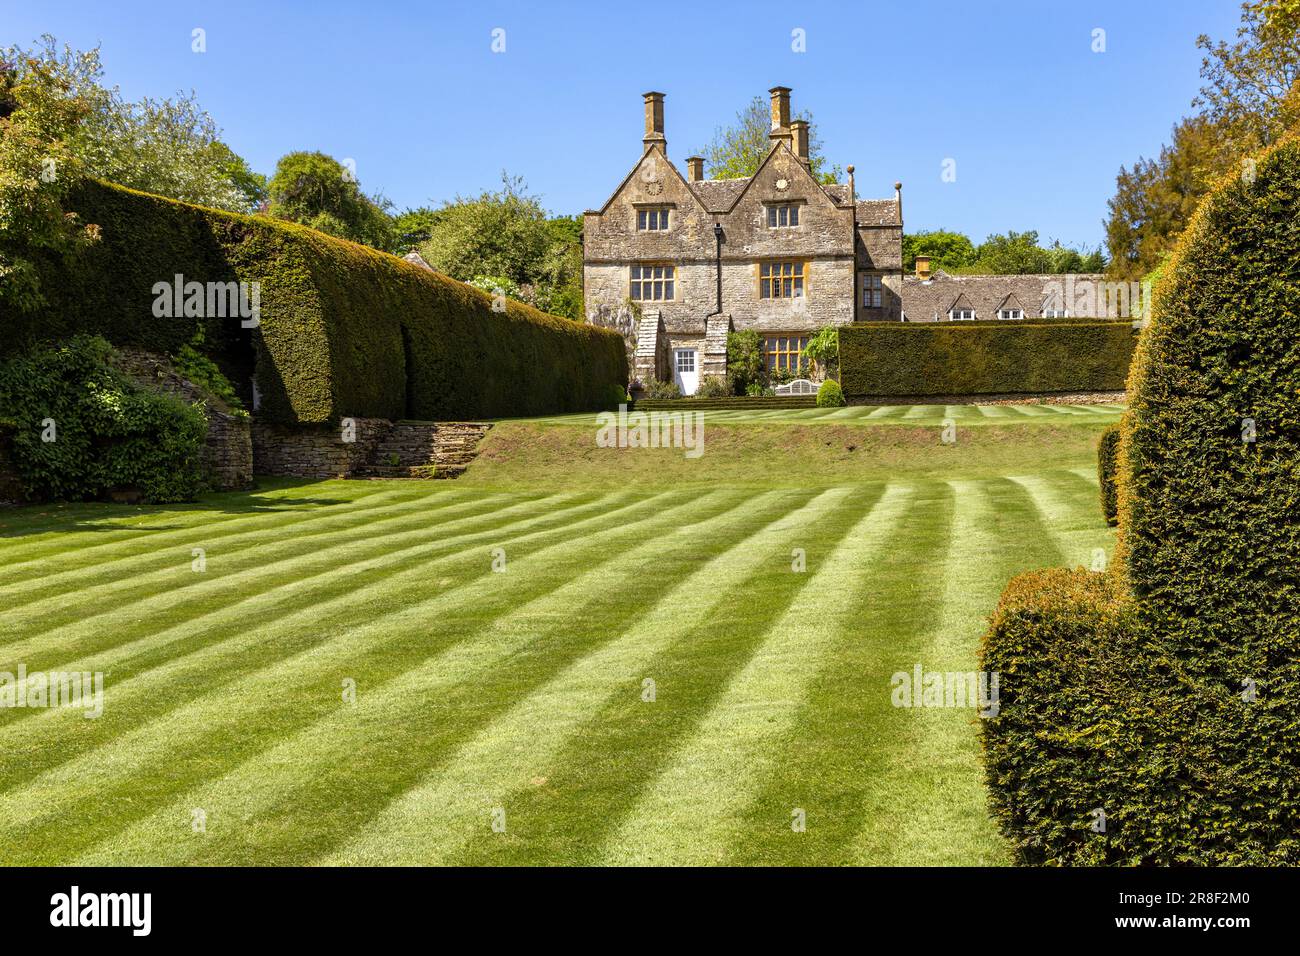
(111, 348, 253, 491)
(251, 417, 391, 478)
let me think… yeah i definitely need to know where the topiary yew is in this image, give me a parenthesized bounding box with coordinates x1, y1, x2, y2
(981, 134, 1300, 865)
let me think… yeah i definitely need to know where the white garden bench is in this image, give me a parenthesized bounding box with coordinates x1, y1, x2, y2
(775, 379, 818, 395)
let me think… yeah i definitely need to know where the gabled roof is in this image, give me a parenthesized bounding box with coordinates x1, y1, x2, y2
(947, 292, 976, 315)
(587, 145, 708, 217)
(995, 292, 1026, 314)
(900, 272, 1108, 322)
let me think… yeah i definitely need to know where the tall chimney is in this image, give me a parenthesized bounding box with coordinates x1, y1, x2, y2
(768, 86, 792, 150)
(686, 156, 705, 182)
(790, 119, 810, 167)
(642, 91, 665, 152)
(915, 255, 932, 281)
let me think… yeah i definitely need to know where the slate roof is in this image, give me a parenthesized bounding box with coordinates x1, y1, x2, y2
(855, 199, 901, 226)
(900, 272, 1107, 322)
(687, 178, 750, 212)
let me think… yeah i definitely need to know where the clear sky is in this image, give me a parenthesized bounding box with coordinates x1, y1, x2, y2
(3, 0, 1244, 250)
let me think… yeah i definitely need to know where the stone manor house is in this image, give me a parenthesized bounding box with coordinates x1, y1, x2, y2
(582, 87, 1103, 394)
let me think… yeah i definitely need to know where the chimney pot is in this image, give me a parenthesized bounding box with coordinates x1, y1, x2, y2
(642, 91, 666, 151)
(915, 255, 932, 281)
(685, 156, 705, 182)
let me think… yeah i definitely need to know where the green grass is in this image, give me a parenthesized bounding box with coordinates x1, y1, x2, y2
(0, 404, 1119, 865)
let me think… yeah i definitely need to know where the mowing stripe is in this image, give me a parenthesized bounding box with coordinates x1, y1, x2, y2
(0, 490, 735, 860)
(86, 490, 820, 865)
(0, 487, 495, 624)
(0, 491, 659, 759)
(451, 484, 886, 865)
(844, 477, 1063, 864)
(0, 484, 416, 581)
(0, 489, 586, 667)
(720, 480, 959, 865)
(595, 481, 915, 865)
(1007, 470, 1114, 571)
(316, 488, 857, 865)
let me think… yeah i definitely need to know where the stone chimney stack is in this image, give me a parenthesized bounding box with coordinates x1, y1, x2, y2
(768, 86, 792, 150)
(643, 91, 665, 152)
(686, 156, 705, 182)
(790, 119, 810, 167)
(915, 255, 932, 281)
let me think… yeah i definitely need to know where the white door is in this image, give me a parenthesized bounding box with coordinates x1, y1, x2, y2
(673, 349, 699, 396)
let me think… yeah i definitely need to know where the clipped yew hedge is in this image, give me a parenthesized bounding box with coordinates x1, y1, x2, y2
(1097, 423, 1120, 526)
(980, 135, 1300, 865)
(838, 321, 1136, 397)
(5, 180, 626, 424)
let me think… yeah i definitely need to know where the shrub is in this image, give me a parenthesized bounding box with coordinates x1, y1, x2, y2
(816, 378, 845, 408)
(1097, 423, 1120, 525)
(838, 321, 1137, 397)
(6, 179, 627, 424)
(0, 335, 207, 502)
(604, 382, 629, 409)
(696, 376, 729, 398)
(726, 330, 765, 395)
(641, 379, 681, 400)
(980, 135, 1300, 865)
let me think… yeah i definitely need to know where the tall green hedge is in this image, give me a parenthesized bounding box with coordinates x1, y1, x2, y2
(1097, 423, 1120, 526)
(980, 135, 1300, 865)
(838, 321, 1137, 397)
(3, 180, 626, 424)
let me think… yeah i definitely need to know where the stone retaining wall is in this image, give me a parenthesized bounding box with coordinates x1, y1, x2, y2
(111, 348, 253, 491)
(251, 418, 392, 478)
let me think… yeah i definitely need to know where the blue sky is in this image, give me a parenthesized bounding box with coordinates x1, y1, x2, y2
(4, 0, 1243, 250)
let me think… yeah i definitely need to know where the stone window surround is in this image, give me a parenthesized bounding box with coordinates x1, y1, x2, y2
(630, 262, 676, 302)
(861, 273, 883, 309)
(763, 334, 810, 373)
(758, 260, 808, 300)
(764, 202, 803, 228)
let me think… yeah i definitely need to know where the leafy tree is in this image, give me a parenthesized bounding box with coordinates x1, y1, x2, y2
(969, 230, 1053, 274)
(902, 230, 977, 271)
(801, 326, 839, 379)
(696, 96, 841, 183)
(0, 50, 100, 311)
(391, 206, 442, 255)
(416, 173, 583, 318)
(726, 329, 766, 395)
(1105, 0, 1300, 277)
(1194, 0, 1300, 150)
(267, 151, 395, 250)
(3, 36, 264, 214)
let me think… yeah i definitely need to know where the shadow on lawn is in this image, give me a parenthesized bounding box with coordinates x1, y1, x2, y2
(0, 478, 353, 540)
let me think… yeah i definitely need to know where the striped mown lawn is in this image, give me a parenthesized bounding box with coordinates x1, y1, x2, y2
(0, 405, 1118, 865)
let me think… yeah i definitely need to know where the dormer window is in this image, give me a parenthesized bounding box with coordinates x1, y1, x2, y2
(1042, 308, 1069, 318)
(766, 204, 800, 228)
(997, 308, 1023, 320)
(950, 308, 976, 321)
(637, 207, 670, 231)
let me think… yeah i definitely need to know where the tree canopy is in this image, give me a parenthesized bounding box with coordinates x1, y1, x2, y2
(1104, 0, 1300, 278)
(267, 151, 394, 250)
(695, 96, 841, 184)
(415, 173, 583, 318)
(903, 229, 1104, 274)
